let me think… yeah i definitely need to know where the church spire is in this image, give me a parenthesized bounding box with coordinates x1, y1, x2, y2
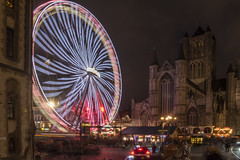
(150, 48, 159, 66)
(176, 42, 185, 60)
(206, 25, 211, 32)
(192, 26, 205, 37)
(184, 32, 189, 38)
(227, 63, 235, 74)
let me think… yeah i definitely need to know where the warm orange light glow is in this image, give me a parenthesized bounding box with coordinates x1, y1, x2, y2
(101, 107, 104, 112)
(130, 151, 134, 155)
(146, 151, 150, 154)
(223, 127, 230, 130)
(138, 148, 142, 151)
(86, 107, 89, 111)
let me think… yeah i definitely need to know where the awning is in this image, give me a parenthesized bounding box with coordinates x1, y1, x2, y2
(122, 126, 177, 135)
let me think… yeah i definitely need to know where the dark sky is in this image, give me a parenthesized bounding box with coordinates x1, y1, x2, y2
(34, 0, 240, 111)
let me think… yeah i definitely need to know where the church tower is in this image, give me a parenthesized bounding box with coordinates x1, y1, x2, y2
(182, 26, 216, 125)
(183, 26, 216, 90)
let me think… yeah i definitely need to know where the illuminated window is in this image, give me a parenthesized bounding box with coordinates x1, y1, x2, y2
(7, 0, 14, 8)
(7, 28, 14, 58)
(8, 98, 14, 119)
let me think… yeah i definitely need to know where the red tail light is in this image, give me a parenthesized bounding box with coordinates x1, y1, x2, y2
(130, 151, 135, 155)
(146, 151, 150, 154)
(138, 148, 142, 151)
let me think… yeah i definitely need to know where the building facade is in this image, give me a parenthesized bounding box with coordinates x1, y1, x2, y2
(0, 0, 34, 159)
(131, 26, 240, 135)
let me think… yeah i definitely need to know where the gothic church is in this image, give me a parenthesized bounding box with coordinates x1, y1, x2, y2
(131, 26, 240, 135)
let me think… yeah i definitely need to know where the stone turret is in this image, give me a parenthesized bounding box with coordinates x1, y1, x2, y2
(226, 64, 237, 129)
(149, 51, 159, 116)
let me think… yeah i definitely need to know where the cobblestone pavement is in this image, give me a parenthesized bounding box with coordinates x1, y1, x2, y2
(190, 144, 238, 160)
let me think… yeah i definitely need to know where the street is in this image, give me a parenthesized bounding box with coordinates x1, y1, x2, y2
(81, 147, 129, 160)
(40, 146, 130, 160)
(190, 144, 239, 160)
(38, 143, 240, 160)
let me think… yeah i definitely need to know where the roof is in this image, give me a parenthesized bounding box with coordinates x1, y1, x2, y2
(192, 26, 205, 37)
(121, 126, 177, 135)
(186, 78, 205, 94)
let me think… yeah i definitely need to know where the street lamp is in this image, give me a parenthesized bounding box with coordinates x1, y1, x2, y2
(158, 115, 177, 153)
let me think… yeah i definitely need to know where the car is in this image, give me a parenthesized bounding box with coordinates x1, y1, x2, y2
(129, 147, 151, 160)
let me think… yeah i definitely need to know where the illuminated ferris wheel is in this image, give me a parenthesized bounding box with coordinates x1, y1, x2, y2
(32, 0, 122, 132)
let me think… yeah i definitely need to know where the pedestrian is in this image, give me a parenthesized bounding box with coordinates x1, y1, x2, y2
(225, 142, 230, 152)
(152, 144, 156, 153)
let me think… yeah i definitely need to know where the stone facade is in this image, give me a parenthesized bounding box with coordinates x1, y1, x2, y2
(0, 0, 34, 159)
(131, 26, 240, 135)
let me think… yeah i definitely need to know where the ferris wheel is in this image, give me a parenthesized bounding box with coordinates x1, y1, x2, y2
(32, 0, 122, 132)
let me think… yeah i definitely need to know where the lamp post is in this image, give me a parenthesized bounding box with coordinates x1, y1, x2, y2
(158, 115, 177, 153)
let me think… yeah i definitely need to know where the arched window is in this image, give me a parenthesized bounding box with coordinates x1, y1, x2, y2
(140, 111, 148, 126)
(182, 128, 190, 134)
(187, 107, 198, 126)
(204, 127, 211, 133)
(8, 98, 14, 119)
(8, 137, 16, 153)
(193, 64, 196, 78)
(197, 63, 200, 78)
(192, 42, 197, 58)
(193, 128, 200, 134)
(6, 79, 19, 120)
(190, 64, 193, 78)
(160, 73, 174, 116)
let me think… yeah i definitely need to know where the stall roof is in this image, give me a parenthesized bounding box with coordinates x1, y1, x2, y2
(122, 126, 177, 135)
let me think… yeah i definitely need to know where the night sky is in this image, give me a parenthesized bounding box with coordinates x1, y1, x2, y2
(34, 0, 240, 112)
